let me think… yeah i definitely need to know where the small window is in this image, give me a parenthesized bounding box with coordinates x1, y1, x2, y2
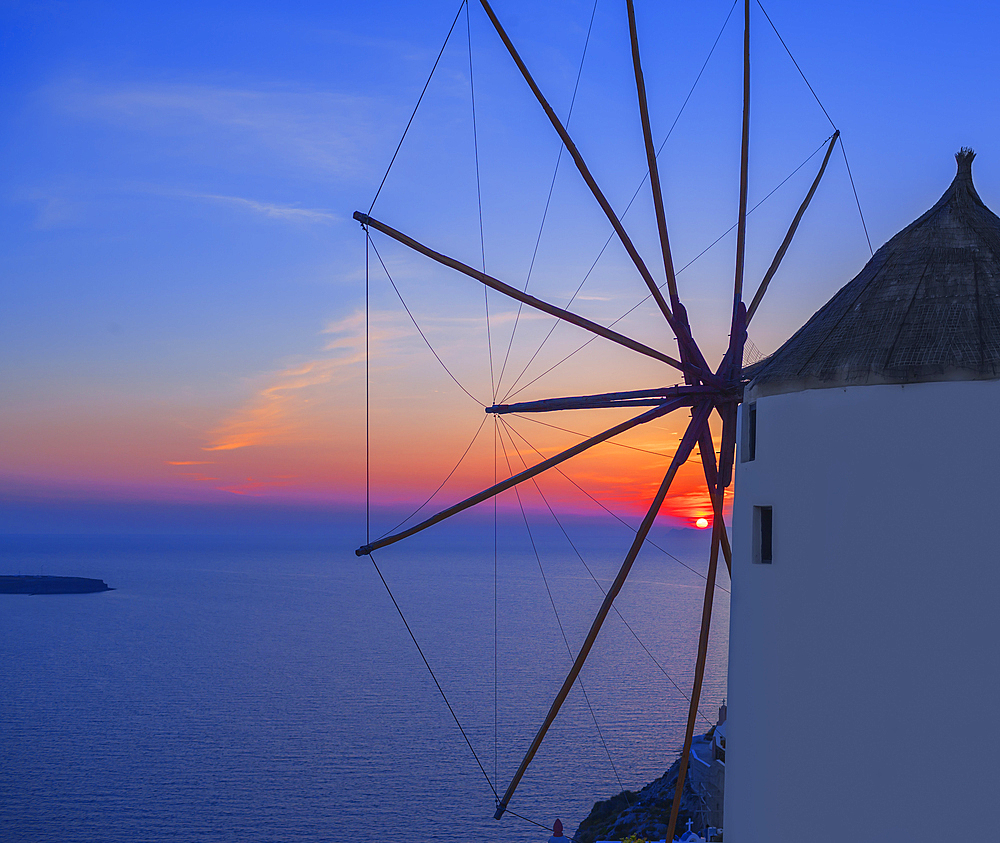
(741, 402, 757, 462)
(753, 505, 772, 564)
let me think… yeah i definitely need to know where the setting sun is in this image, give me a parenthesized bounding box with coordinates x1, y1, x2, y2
(695, 517, 709, 529)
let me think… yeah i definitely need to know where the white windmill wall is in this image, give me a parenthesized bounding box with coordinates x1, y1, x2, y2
(725, 378, 1000, 842)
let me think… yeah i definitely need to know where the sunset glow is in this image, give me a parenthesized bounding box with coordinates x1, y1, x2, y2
(2, 0, 992, 543)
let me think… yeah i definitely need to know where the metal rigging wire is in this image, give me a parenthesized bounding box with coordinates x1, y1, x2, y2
(464, 8, 503, 787)
(503, 134, 834, 402)
(501, 415, 730, 596)
(508, 412, 687, 459)
(498, 416, 718, 728)
(465, 1, 497, 403)
(366, 226, 371, 547)
(755, 0, 834, 129)
(369, 552, 499, 800)
(368, 0, 468, 215)
(376, 414, 491, 540)
(367, 236, 487, 406)
(840, 137, 874, 255)
(495, 419, 633, 805)
(755, 0, 873, 254)
(499, 0, 741, 403)
(494, 0, 600, 399)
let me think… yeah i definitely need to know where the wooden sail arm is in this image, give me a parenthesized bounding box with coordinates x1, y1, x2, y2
(715, 401, 740, 489)
(664, 416, 738, 839)
(354, 211, 705, 377)
(665, 478, 725, 841)
(487, 384, 723, 414)
(715, 302, 747, 386)
(356, 398, 690, 557)
(697, 424, 734, 576)
(730, 0, 751, 340)
(493, 401, 713, 820)
(746, 130, 840, 325)
(719, 0, 751, 388)
(718, 502, 733, 574)
(665, 413, 734, 840)
(626, 0, 679, 310)
(624, 0, 715, 385)
(478, 0, 698, 358)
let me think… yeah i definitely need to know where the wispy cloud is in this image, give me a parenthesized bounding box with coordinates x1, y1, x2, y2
(166, 460, 214, 466)
(188, 192, 338, 223)
(321, 309, 409, 350)
(50, 80, 380, 179)
(32, 195, 77, 229)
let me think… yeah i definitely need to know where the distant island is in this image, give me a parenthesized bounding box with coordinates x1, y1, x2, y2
(0, 575, 113, 595)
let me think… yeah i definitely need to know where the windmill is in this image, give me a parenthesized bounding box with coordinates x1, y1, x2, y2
(725, 147, 1000, 841)
(354, 0, 844, 839)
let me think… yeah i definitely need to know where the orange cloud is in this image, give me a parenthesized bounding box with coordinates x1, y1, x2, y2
(203, 314, 368, 452)
(166, 460, 214, 465)
(217, 476, 295, 496)
(197, 306, 449, 460)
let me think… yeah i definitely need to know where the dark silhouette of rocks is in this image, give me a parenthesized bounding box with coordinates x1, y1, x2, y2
(574, 712, 727, 843)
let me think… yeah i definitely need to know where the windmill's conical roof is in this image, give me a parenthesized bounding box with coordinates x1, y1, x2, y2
(749, 149, 1000, 397)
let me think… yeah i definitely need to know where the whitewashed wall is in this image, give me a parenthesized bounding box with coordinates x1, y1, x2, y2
(725, 378, 1000, 842)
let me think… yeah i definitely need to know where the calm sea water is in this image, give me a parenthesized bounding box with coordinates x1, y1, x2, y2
(1, 521, 728, 842)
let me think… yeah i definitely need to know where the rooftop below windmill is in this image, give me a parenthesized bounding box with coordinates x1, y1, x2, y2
(749, 149, 1000, 397)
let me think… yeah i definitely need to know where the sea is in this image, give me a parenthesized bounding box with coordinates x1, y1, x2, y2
(1, 519, 728, 843)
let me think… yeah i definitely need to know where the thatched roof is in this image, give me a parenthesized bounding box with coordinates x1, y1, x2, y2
(749, 149, 1000, 396)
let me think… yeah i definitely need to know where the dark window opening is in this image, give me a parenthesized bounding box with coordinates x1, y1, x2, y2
(754, 505, 772, 564)
(741, 402, 757, 462)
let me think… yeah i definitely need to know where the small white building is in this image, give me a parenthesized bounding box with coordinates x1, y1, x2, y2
(725, 150, 1000, 841)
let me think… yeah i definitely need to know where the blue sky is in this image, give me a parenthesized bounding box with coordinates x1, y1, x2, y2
(3, 0, 1000, 532)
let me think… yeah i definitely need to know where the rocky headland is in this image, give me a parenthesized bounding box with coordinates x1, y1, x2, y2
(573, 724, 724, 843)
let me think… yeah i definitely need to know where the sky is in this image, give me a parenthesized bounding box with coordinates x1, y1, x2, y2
(3, 0, 1000, 537)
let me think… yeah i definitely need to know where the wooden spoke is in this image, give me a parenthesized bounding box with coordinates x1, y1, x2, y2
(625, 0, 717, 384)
(730, 0, 751, 347)
(664, 414, 738, 839)
(746, 130, 840, 325)
(493, 397, 682, 413)
(718, 506, 733, 573)
(698, 426, 719, 488)
(493, 401, 713, 820)
(356, 398, 691, 556)
(478, 0, 688, 342)
(715, 301, 747, 389)
(697, 424, 734, 577)
(717, 504, 733, 581)
(713, 401, 739, 489)
(355, 211, 692, 374)
(487, 384, 721, 414)
(626, 0, 679, 309)
(665, 479, 725, 842)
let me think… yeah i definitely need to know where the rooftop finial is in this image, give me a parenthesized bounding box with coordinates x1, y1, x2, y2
(956, 147, 976, 178)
